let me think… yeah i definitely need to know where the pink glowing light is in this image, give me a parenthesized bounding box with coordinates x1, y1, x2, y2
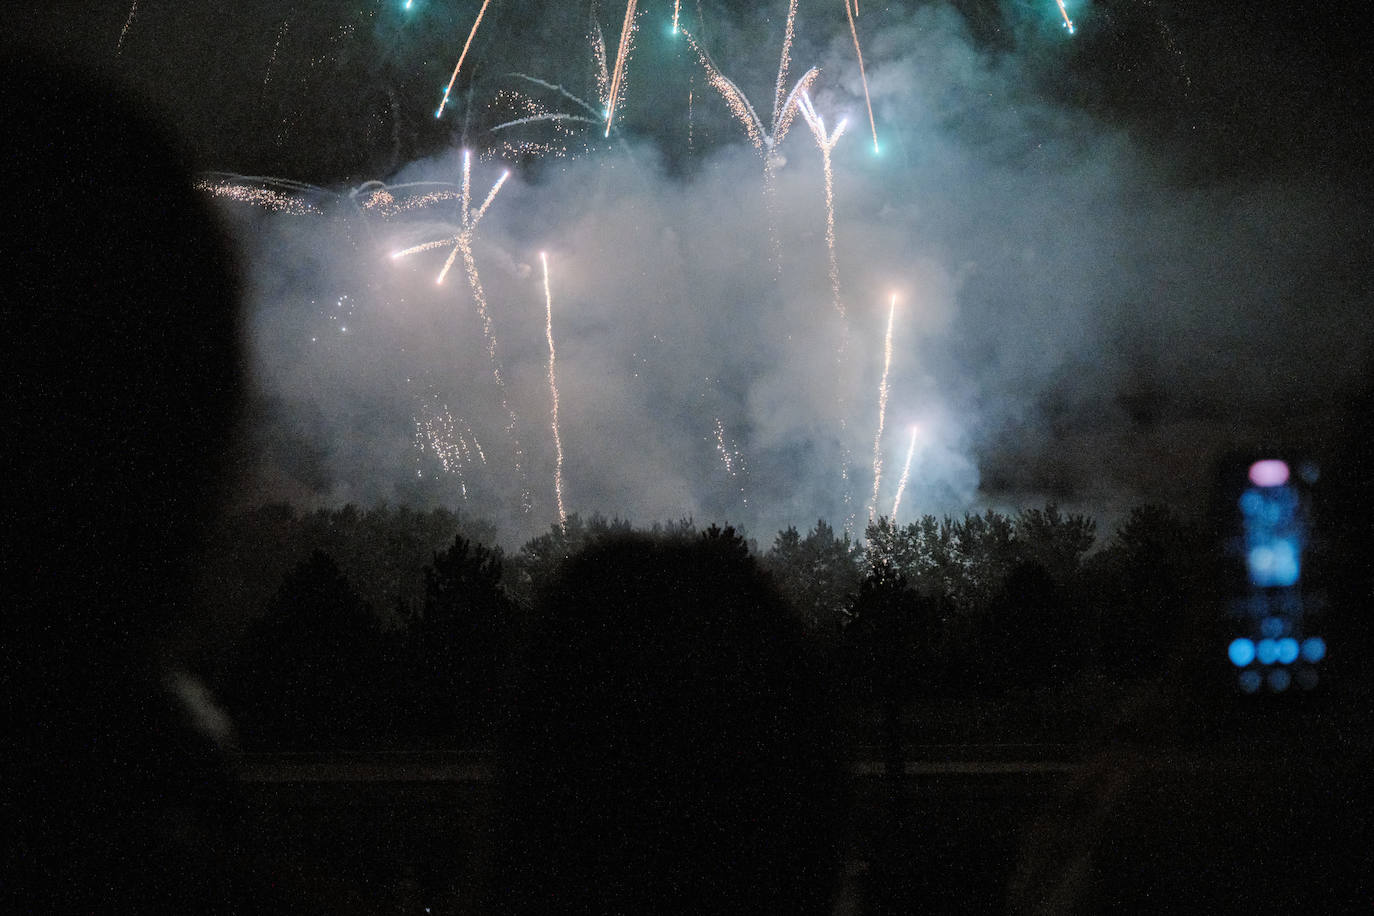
(1248, 459, 1290, 488)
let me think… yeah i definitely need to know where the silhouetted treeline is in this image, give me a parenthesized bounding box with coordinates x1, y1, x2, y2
(209, 503, 1208, 749)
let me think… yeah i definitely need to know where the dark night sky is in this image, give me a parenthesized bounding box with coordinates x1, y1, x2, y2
(15, 1, 1373, 543)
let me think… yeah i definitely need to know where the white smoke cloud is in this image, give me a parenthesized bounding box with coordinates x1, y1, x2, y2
(226, 3, 1371, 547)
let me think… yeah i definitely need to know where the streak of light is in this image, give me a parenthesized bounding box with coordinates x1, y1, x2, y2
(436, 0, 492, 118)
(868, 294, 896, 522)
(194, 179, 318, 214)
(116, 2, 138, 55)
(843, 0, 880, 154)
(673, 0, 681, 34)
(1055, 0, 1075, 34)
(772, 0, 799, 126)
(891, 425, 918, 520)
(261, 17, 292, 92)
(542, 252, 567, 527)
(604, 0, 640, 136)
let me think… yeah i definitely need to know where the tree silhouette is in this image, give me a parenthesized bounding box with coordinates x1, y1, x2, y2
(226, 550, 385, 748)
(765, 519, 862, 635)
(417, 534, 513, 737)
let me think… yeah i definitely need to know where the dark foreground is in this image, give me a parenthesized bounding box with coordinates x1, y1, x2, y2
(232, 746, 1075, 915)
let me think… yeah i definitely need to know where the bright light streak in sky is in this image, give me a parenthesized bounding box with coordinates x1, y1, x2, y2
(542, 252, 567, 527)
(891, 425, 919, 520)
(868, 294, 896, 522)
(843, 0, 880, 154)
(604, 0, 640, 136)
(436, 0, 492, 118)
(1055, 0, 1075, 34)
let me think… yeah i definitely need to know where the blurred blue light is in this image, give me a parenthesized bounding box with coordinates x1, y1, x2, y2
(1228, 638, 1256, 667)
(1257, 639, 1279, 665)
(1261, 617, 1285, 638)
(1248, 541, 1300, 587)
(1276, 638, 1299, 665)
(1269, 669, 1292, 692)
(1238, 670, 1262, 693)
(1301, 636, 1327, 663)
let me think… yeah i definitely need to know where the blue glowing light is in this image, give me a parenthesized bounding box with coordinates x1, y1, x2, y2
(1238, 670, 1262, 693)
(1261, 617, 1285, 638)
(1269, 669, 1292, 692)
(1256, 639, 1279, 665)
(1301, 636, 1327, 663)
(1276, 637, 1299, 665)
(1248, 541, 1300, 587)
(1228, 638, 1256, 667)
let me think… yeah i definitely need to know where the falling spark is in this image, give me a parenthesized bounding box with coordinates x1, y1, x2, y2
(262, 18, 290, 91)
(843, 0, 880, 154)
(414, 398, 483, 497)
(604, 0, 640, 136)
(797, 92, 856, 531)
(542, 252, 567, 527)
(772, 0, 800, 127)
(673, 0, 681, 34)
(437, 0, 492, 118)
(868, 294, 896, 522)
(683, 24, 816, 269)
(590, 19, 610, 108)
(797, 93, 847, 321)
(681, 28, 815, 158)
(890, 426, 918, 520)
(714, 418, 737, 477)
(1055, 0, 1075, 34)
(392, 151, 531, 512)
(116, 2, 138, 55)
(194, 177, 320, 214)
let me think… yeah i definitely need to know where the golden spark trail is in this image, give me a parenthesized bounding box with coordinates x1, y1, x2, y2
(891, 425, 918, 520)
(868, 294, 896, 522)
(542, 252, 567, 527)
(682, 23, 814, 272)
(604, 0, 640, 137)
(843, 0, 880, 154)
(591, 20, 610, 108)
(673, 0, 681, 34)
(392, 239, 453, 259)
(116, 2, 138, 55)
(772, 0, 800, 124)
(1055, 0, 1075, 34)
(437, 0, 492, 118)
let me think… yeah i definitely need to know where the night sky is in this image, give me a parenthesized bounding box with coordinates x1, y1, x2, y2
(19, 1, 1373, 544)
